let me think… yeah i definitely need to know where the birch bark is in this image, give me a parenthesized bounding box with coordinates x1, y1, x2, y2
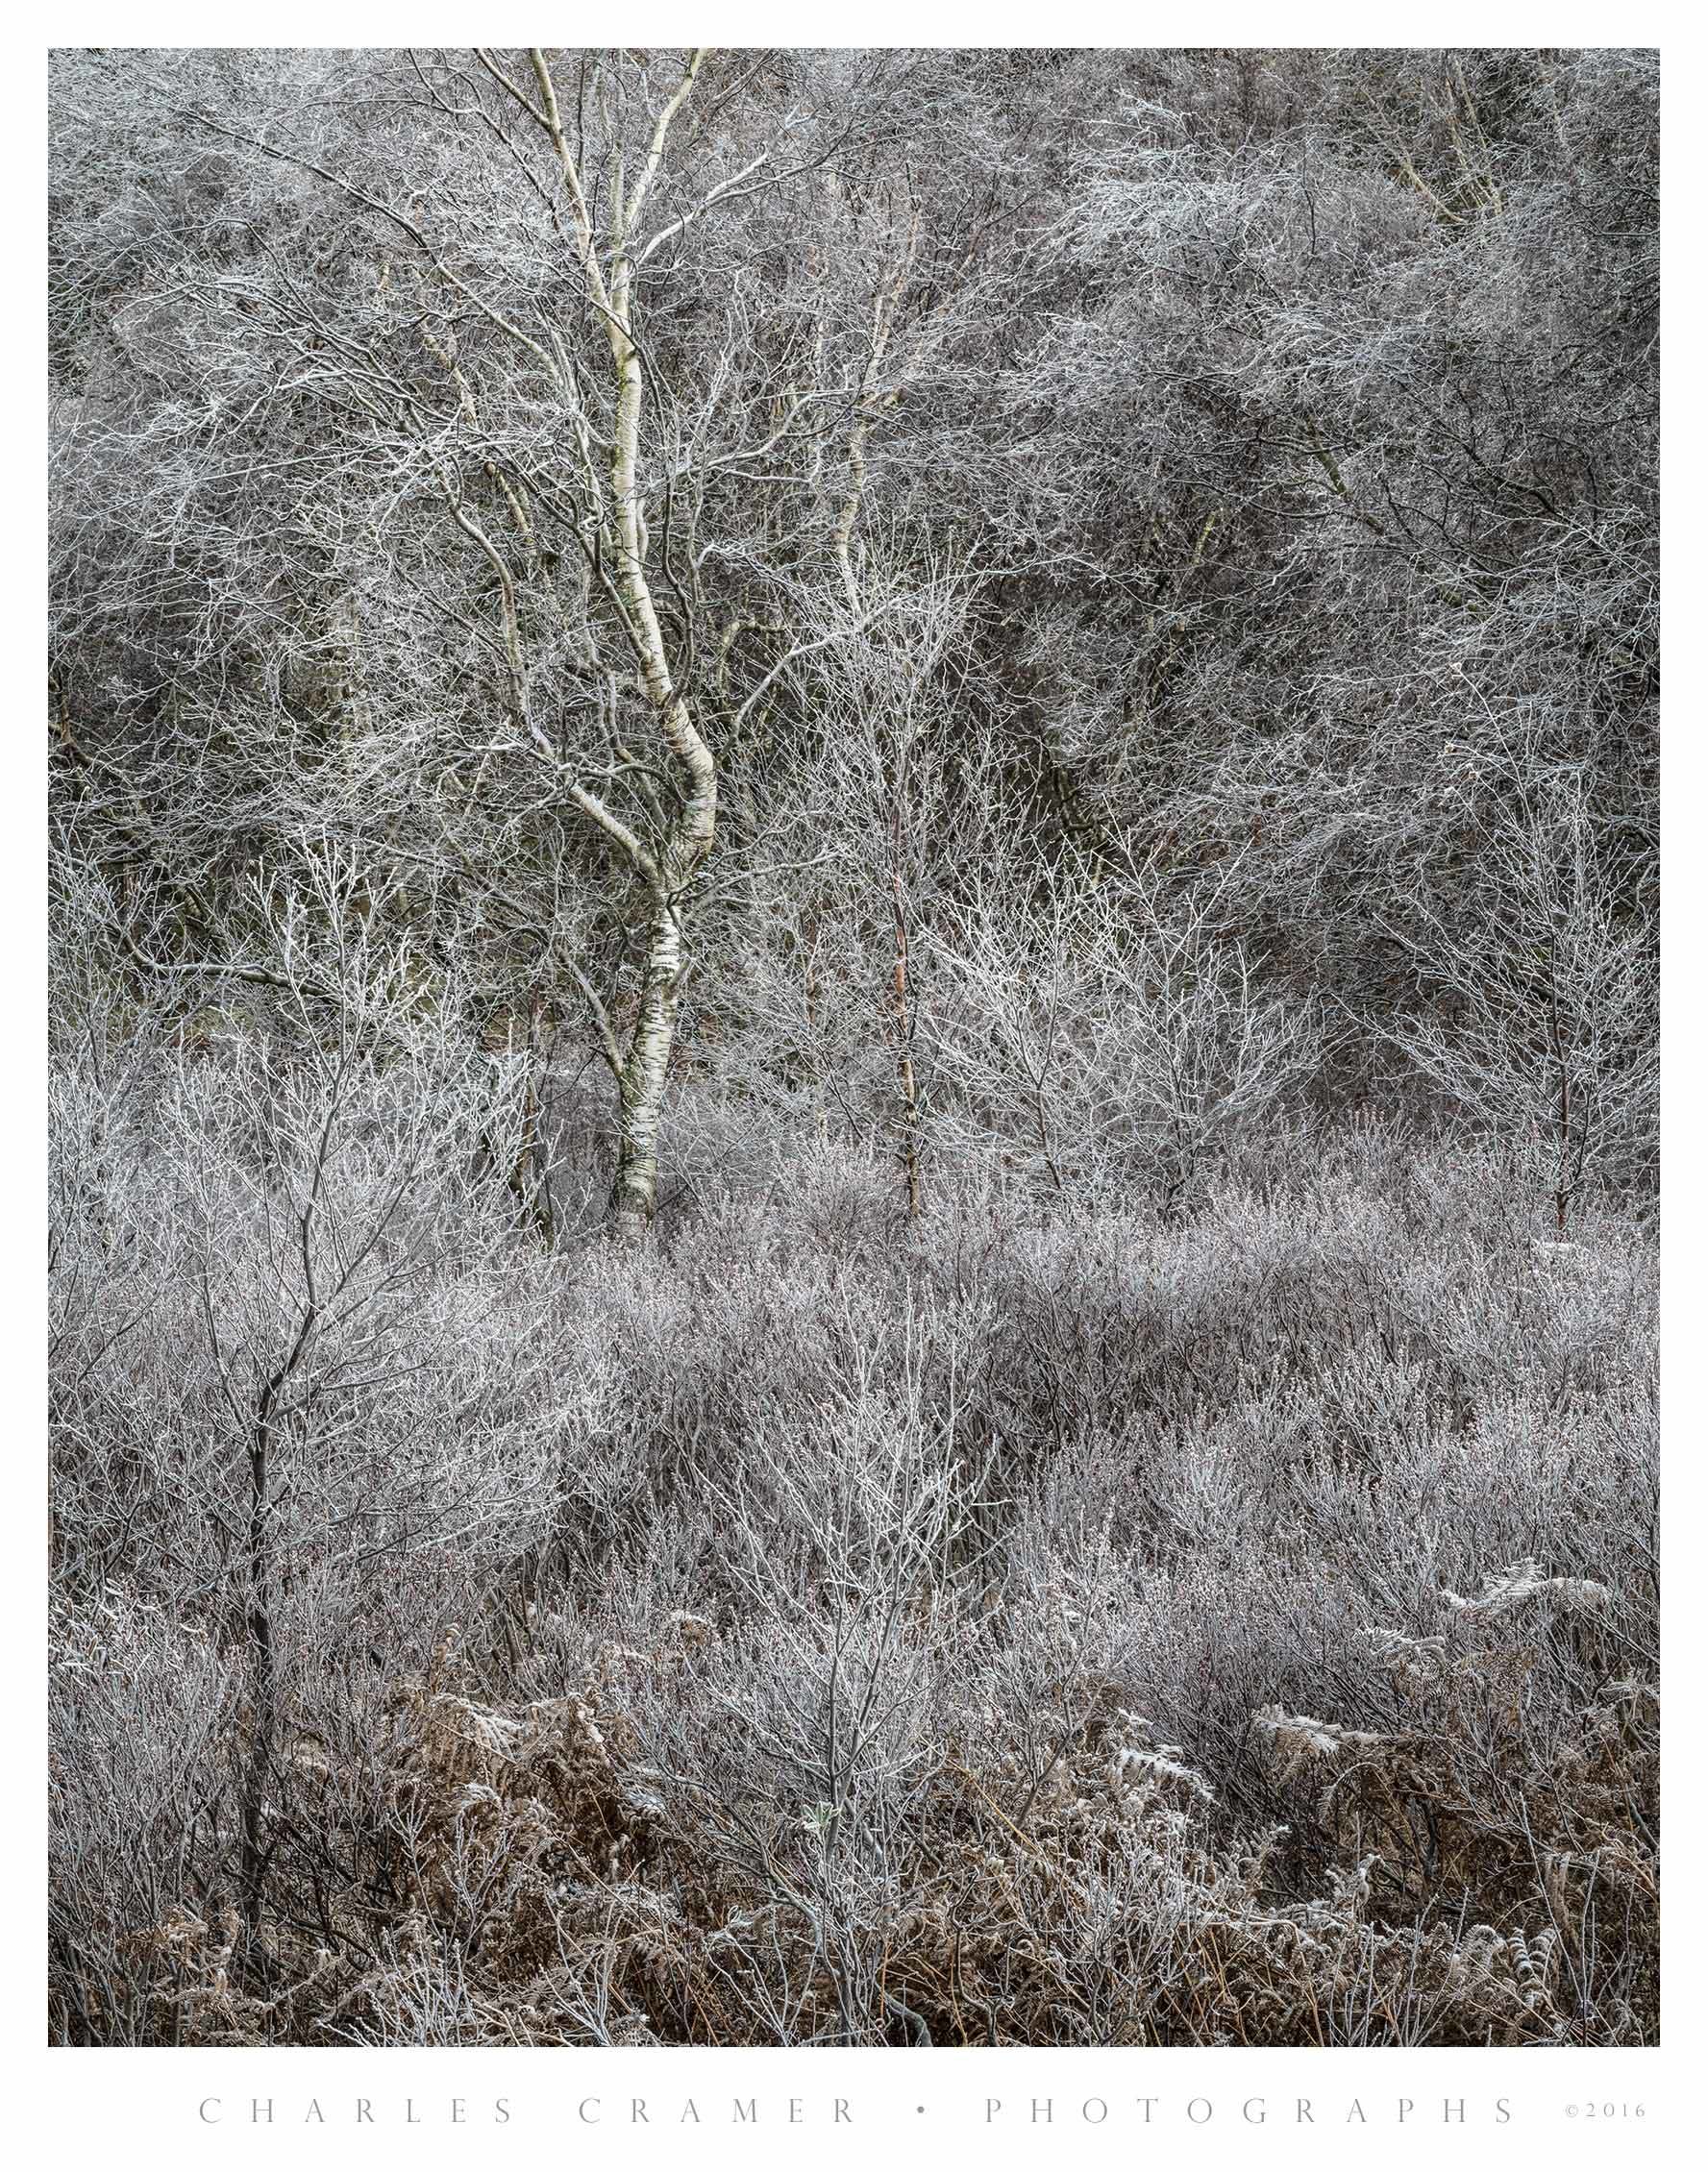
(525, 47, 720, 1239)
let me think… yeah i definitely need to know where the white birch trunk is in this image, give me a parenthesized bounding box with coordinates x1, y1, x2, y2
(611, 893, 683, 1239)
(586, 56, 716, 1240)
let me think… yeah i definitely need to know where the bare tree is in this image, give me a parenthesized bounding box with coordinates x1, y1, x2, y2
(1391, 756, 1657, 1233)
(56, 46, 915, 1236)
(924, 852, 1319, 1206)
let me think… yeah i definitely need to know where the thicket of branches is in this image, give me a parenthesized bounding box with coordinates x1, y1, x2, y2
(49, 45, 1657, 2045)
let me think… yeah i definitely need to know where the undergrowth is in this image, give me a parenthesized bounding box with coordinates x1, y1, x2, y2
(50, 1124, 1658, 2044)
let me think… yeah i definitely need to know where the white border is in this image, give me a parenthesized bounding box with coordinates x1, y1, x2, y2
(12, 12, 1690, 2165)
